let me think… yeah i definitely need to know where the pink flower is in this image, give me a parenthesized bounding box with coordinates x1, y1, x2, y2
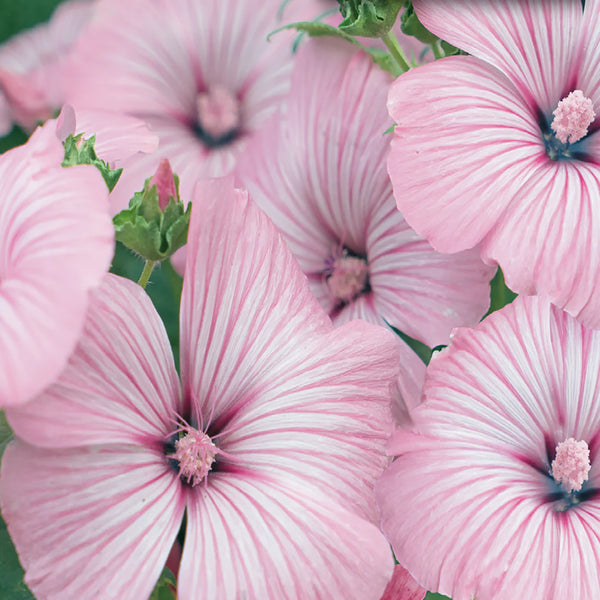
(0, 116, 113, 407)
(2, 177, 400, 599)
(0, 0, 93, 134)
(376, 295, 600, 599)
(64, 0, 317, 214)
(239, 38, 494, 416)
(387, 0, 600, 328)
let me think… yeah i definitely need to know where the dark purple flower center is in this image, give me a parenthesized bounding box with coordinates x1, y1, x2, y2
(194, 85, 241, 148)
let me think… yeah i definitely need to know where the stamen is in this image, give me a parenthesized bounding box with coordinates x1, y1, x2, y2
(551, 437, 591, 494)
(551, 90, 595, 145)
(196, 85, 241, 140)
(326, 253, 369, 303)
(170, 425, 217, 487)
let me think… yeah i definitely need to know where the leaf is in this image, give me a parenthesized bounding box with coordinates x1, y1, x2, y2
(485, 267, 518, 317)
(0, 514, 35, 600)
(268, 21, 399, 75)
(425, 593, 451, 600)
(338, 0, 403, 37)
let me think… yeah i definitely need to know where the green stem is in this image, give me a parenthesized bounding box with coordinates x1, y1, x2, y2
(137, 260, 156, 289)
(381, 31, 411, 74)
(432, 41, 443, 60)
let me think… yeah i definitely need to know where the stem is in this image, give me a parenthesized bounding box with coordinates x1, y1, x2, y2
(137, 260, 156, 289)
(381, 31, 411, 74)
(432, 41, 443, 60)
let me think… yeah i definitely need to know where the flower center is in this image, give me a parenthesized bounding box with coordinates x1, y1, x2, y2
(551, 437, 591, 494)
(551, 90, 595, 145)
(195, 85, 241, 148)
(170, 426, 217, 487)
(326, 252, 370, 303)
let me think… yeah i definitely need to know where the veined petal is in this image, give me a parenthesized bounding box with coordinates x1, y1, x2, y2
(575, 0, 600, 107)
(388, 56, 544, 253)
(0, 122, 113, 407)
(481, 160, 600, 328)
(214, 319, 398, 522)
(178, 475, 393, 600)
(368, 202, 493, 347)
(7, 274, 181, 447)
(180, 177, 330, 429)
(1, 440, 184, 600)
(413, 0, 583, 112)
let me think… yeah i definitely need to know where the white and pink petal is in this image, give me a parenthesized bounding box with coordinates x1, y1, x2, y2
(1, 440, 184, 600)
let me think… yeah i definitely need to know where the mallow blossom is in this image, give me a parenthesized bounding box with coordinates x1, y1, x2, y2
(240, 38, 494, 414)
(64, 0, 318, 214)
(1, 178, 400, 599)
(387, 0, 600, 328)
(0, 0, 93, 134)
(0, 115, 113, 407)
(377, 296, 600, 599)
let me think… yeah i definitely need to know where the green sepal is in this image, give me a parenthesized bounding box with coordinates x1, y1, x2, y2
(113, 174, 191, 262)
(149, 567, 176, 600)
(268, 21, 400, 76)
(337, 0, 403, 37)
(400, 1, 439, 45)
(62, 133, 122, 192)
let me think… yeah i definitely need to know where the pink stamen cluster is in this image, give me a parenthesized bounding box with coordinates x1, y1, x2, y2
(551, 437, 591, 493)
(171, 426, 217, 487)
(327, 254, 369, 303)
(551, 90, 595, 144)
(196, 85, 241, 139)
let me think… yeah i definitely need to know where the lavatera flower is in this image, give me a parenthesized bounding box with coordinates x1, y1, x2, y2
(387, 0, 600, 328)
(0, 113, 114, 408)
(2, 178, 400, 600)
(377, 296, 600, 600)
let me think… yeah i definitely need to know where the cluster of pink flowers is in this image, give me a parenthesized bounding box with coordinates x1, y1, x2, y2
(0, 0, 599, 599)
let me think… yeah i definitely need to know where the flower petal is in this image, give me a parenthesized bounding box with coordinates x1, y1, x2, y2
(178, 475, 393, 600)
(1, 440, 184, 600)
(413, 0, 583, 112)
(387, 55, 545, 253)
(7, 274, 181, 447)
(481, 160, 600, 328)
(0, 122, 113, 407)
(576, 0, 600, 106)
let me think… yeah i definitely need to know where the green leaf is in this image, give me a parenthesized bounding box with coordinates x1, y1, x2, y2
(338, 0, 403, 37)
(383, 124, 396, 135)
(0, 0, 64, 44)
(364, 46, 402, 76)
(425, 593, 451, 600)
(486, 267, 518, 317)
(62, 133, 122, 192)
(268, 21, 399, 75)
(0, 514, 35, 600)
(149, 567, 176, 600)
(400, 1, 440, 45)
